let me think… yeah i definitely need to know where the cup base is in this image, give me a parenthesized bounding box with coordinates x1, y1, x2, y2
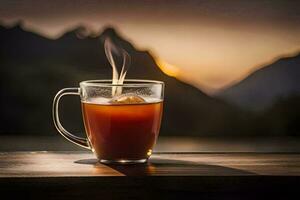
(100, 158, 148, 164)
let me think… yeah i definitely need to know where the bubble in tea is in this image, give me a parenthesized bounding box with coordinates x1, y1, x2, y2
(109, 94, 146, 104)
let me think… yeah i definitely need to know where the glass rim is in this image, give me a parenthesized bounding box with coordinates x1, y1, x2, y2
(80, 79, 164, 87)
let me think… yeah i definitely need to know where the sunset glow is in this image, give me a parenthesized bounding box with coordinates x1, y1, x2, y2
(1, 0, 299, 93)
(155, 58, 180, 78)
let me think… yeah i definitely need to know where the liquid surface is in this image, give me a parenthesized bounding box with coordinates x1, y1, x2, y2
(82, 96, 161, 105)
(82, 100, 163, 160)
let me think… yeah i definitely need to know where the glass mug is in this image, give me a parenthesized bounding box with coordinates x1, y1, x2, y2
(53, 80, 164, 164)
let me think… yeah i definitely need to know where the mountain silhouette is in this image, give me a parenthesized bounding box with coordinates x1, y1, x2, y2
(216, 54, 300, 111)
(0, 24, 245, 136)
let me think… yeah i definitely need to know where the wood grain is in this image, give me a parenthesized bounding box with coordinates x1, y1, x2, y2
(0, 151, 300, 177)
(0, 152, 299, 199)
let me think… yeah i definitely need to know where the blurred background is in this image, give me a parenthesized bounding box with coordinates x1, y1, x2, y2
(0, 0, 299, 152)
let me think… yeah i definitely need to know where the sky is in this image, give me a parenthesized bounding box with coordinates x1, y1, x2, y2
(0, 0, 300, 93)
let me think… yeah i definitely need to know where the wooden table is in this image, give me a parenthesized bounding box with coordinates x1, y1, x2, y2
(1, 152, 299, 199)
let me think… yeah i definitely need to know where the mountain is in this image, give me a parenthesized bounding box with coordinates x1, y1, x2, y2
(261, 95, 300, 136)
(0, 24, 245, 136)
(216, 54, 300, 111)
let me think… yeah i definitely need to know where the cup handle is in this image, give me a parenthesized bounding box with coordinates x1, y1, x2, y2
(52, 88, 90, 149)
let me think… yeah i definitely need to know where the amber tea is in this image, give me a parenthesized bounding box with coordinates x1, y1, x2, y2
(82, 99, 163, 161)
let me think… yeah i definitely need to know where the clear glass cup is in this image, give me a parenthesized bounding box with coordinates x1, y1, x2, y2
(53, 80, 164, 164)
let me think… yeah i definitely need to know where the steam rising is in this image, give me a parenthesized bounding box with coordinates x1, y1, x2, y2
(104, 38, 131, 96)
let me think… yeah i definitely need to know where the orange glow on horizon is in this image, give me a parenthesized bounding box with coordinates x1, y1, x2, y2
(155, 58, 180, 78)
